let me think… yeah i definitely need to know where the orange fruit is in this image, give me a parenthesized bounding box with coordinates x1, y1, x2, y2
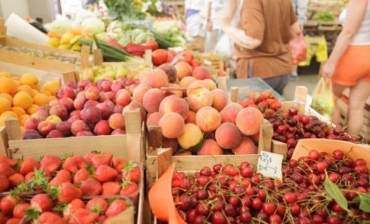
(20, 73, 39, 87)
(0, 72, 12, 78)
(0, 93, 12, 102)
(26, 104, 39, 115)
(42, 80, 61, 96)
(0, 98, 11, 114)
(19, 114, 30, 126)
(0, 77, 17, 95)
(10, 107, 26, 117)
(17, 85, 34, 96)
(0, 111, 18, 119)
(12, 91, 33, 110)
(33, 93, 50, 106)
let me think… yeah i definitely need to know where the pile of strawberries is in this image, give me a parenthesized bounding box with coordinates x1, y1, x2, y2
(238, 89, 282, 117)
(0, 152, 141, 224)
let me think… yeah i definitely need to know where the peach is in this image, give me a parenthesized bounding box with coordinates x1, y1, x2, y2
(145, 69, 169, 88)
(57, 86, 76, 99)
(46, 130, 64, 138)
(142, 88, 165, 113)
(197, 139, 223, 155)
(164, 83, 183, 98)
(211, 88, 229, 111)
(220, 103, 243, 124)
(174, 61, 192, 80)
(146, 112, 162, 128)
(77, 79, 93, 90)
(115, 91, 131, 107)
(85, 86, 100, 101)
(186, 80, 209, 96)
(67, 115, 80, 125)
(73, 97, 88, 110)
(49, 105, 68, 121)
(22, 129, 39, 139)
(24, 117, 39, 130)
(111, 80, 125, 93)
(127, 83, 139, 95)
(97, 79, 112, 92)
(187, 87, 213, 112)
(159, 95, 189, 120)
(71, 120, 91, 136)
(132, 83, 151, 104)
(82, 106, 102, 125)
(96, 100, 115, 120)
(236, 107, 263, 136)
(48, 98, 60, 107)
(158, 63, 178, 83)
(159, 112, 185, 139)
(173, 150, 192, 156)
(31, 109, 49, 122)
(185, 110, 196, 124)
(37, 120, 55, 136)
(215, 122, 242, 149)
(179, 76, 196, 97)
(138, 69, 151, 83)
(232, 137, 258, 154)
(192, 66, 212, 80)
(177, 123, 203, 150)
(123, 101, 147, 122)
(195, 106, 221, 133)
(94, 120, 112, 135)
(76, 131, 94, 137)
(112, 129, 126, 135)
(106, 91, 116, 101)
(202, 79, 217, 91)
(108, 113, 125, 130)
(59, 97, 74, 111)
(56, 121, 72, 137)
(83, 100, 99, 109)
(45, 115, 62, 126)
(162, 137, 179, 154)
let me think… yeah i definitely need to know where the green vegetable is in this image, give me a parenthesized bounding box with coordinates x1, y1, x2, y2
(312, 12, 336, 22)
(80, 17, 106, 34)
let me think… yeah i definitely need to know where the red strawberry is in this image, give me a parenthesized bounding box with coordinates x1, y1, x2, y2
(0, 195, 19, 216)
(19, 158, 40, 176)
(270, 101, 282, 110)
(96, 214, 107, 223)
(37, 211, 67, 224)
(80, 178, 102, 196)
(0, 156, 17, 167)
(261, 89, 274, 99)
(50, 182, 82, 203)
(101, 182, 121, 196)
(73, 168, 90, 184)
(68, 208, 99, 224)
(63, 198, 85, 220)
(27, 169, 50, 191)
(83, 152, 96, 164)
(105, 199, 128, 217)
(94, 165, 118, 183)
(266, 98, 278, 106)
(112, 158, 127, 172)
(264, 108, 276, 117)
(13, 202, 30, 219)
(8, 173, 25, 188)
(0, 213, 6, 223)
(40, 155, 62, 173)
(120, 180, 139, 196)
(91, 153, 113, 169)
(122, 161, 141, 183)
(0, 174, 9, 192)
(50, 169, 72, 185)
(30, 193, 55, 212)
(86, 198, 108, 214)
(4, 218, 21, 224)
(257, 100, 269, 113)
(0, 163, 16, 177)
(62, 155, 87, 173)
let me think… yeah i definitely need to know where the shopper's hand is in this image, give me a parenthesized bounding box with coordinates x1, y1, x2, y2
(321, 62, 336, 78)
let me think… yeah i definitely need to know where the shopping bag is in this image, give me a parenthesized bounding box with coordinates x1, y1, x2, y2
(214, 34, 232, 60)
(310, 77, 335, 119)
(289, 32, 307, 65)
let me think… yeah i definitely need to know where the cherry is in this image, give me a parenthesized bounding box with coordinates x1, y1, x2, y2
(262, 202, 277, 215)
(213, 164, 222, 173)
(288, 106, 298, 116)
(228, 196, 240, 208)
(326, 215, 342, 224)
(178, 195, 192, 211)
(186, 209, 197, 222)
(196, 201, 210, 216)
(212, 211, 227, 224)
(251, 197, 262, 210)
(283, 191, 297, 204)
(269, 214, 282, 224)
(316, 161, 328, 173)
(308, 149, 320, 160)
(196, 189, 208, 200)
(312, 214, 324, 224)
(239, 211, 252, 222)
(200, 166, 211, 176)
(289, 203, 300, 215)
(240, 166, 253, 178)
(224, 204, 237, 217)
(197, 176, 210, 186)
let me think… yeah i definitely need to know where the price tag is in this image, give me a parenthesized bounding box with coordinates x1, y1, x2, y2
(203, 59, 212, 65)
(257, 151, 283, 180)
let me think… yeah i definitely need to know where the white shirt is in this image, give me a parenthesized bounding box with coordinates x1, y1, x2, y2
(207, 0, 230, 30)
(340, 3, 370, 45)
(185, 0, 205, 11)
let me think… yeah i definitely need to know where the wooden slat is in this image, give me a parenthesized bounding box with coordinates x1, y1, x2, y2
(0, 126, 9, 157)
(230, 87, 239, 103)
(93, 49, 103, 66)
(258, 119, 273, 153)
(4, 118, 22, 141)
(271, 140, 288, 159)
(80, 45, 91, 70)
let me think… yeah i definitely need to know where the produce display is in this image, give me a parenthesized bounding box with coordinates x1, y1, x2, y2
(0, 152, 141, 223)
(158, 148, 370, 223)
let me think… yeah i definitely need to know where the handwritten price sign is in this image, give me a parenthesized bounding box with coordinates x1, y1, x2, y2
(257, 151, 283, 180)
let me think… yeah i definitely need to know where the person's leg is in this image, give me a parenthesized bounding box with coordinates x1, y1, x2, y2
(347, 80, 370, 135)
(331, 83, 346, 125)
(290, 65, 299, 80)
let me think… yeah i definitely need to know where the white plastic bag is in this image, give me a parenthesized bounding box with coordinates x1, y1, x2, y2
(214, 34, 231, 60)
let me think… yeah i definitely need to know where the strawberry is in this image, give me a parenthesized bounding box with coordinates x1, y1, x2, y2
(112, 158, 127, 172)
(105, 199, 128, 217)
(50, 169, 72, 185)
(266, 98, 278, 106)
(40, 155, 62, 173)
(120, 179, 138, 196)
(36, 211, 67, 224)
(94, 165, 118, 183)
(261, 89, 274, 99)
(62, 198, 85, 220)
(86, 198, 108, 214)
(80, 178, 102, 196)
(62, 155, 87, 173)
(0, 174, 9, 192)
(270, 101, 282, 110)
(0, 195, 19, 216)
(96, 214, 107, 223)
(68, 208, 99, 224)
(13, 202, 30, 219)
(4, 218, 21, 224)
(257, 100, 269, 113)
(101, 182, 121, 196)
(0, 156, 17, 167)
(8, 173, 24, 188)
(0, 163, 16, 177)
(73, 168, 90, 184)
(49, 182, 82, 203)
(122, 161, 141, 183)
(19, 158, 40, 176)
(83, 152, 97, 164)
(28, 169, 50, 191)
(264, 108, 276, 117)
(91, 153, 113, 169)
(30, 193, 55, 212)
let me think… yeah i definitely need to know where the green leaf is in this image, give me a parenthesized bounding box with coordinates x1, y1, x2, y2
(359, 193, 370, 213)
(324, 170, 348, 211)
(175, 136, 205, 154)
(349, 195, 361, 204)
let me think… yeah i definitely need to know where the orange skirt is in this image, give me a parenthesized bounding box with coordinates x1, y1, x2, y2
(332, 45, 370, 86)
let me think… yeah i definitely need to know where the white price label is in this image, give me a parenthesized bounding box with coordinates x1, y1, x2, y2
(203, 59, 212, 65)
(257, 151, 283, 180)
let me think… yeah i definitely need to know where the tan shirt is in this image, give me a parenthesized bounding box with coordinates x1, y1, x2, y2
(235, 0, 297, 79)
